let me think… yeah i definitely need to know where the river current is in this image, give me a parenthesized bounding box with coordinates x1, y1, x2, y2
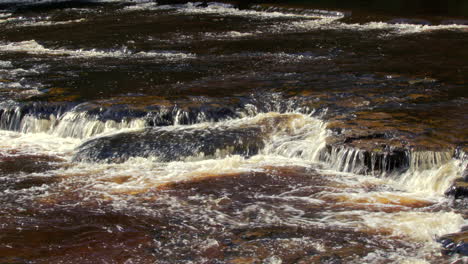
(0, 1, 467, 263)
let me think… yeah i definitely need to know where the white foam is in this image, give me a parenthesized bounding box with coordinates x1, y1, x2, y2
(0, 101, 151, 139)
(289, 18, 468, 36)
(0, 81, 23, 89)
(0, 108, 464, 264)
(88, 1, 468, 47)
(0, 13, 12, 19)
(123, 1, 158, 11)
(262, 113, 328, 162)
(173, 2, 328, 19)
(0, 60, 13, 68)
(264, 256, 282, 264)
(1, 107, 463, 198)
(227, 52, 324, 63)
(49, 112, 327, 192)
(125, 2, 468, 37)
(361, 21, 468, 34)
(2, 65, 46, 77)
(362, 248, 433, 264)
(52, 111, 147, 139)
(362, 211, 464, 242)
(203, 31, 255, 40)
(0, 40, 195, 60)
(17, 18, 86, 27)
(19, 111, 147, 139)
(55, 155, 253, 193)
(320, 146, 369, 175)
(395, 155, 466, 195)
(254, 193, 325, 205)
(0, 130, 80, 158)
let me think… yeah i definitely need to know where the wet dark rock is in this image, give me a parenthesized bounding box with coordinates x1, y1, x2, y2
(73, 125, 266, 163)
(72, 102, 148, 122)
(455, 147, 468, 162)
(322, 113, 415, 175)
(438, 231, 468, 256)
(342, 133, 387, 144)
(445, 178, 468, 199)
(73, 113, 305, 163)
(454, 243, 468, 255)
(321, 104, 466, 177)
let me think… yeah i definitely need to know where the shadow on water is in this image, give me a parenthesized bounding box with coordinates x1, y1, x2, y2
(255, 0, 468, 18)
(4, 0, 468, 18)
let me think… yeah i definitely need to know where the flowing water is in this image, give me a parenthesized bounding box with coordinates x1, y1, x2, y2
(0, 1, 467, 263)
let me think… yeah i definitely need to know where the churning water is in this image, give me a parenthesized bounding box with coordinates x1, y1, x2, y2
(0, 1, 467, 263)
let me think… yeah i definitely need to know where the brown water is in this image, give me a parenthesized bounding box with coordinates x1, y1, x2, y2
(0, 1, 467, 263)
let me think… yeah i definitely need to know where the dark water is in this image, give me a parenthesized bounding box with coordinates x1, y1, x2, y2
(0, 1, 467, 263)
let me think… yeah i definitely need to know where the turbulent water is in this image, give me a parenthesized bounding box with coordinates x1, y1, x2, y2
(0, 1, 467, 263)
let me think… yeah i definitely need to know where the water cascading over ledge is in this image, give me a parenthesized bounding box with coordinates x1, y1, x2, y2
(319, 145, 411, 175)
(1, 99, 465, 192)
(0, 92, 311, 139)
(0, 1, 467, 262)
(0, 99, 246, 139)
(317, 143, 467, 194)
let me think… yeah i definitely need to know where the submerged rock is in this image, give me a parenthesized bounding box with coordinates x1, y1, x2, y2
(445, 178, 468, 199)
(73, 113, 308, 163)
(438, 231, 468, 256)
(73, 125, 266, 163)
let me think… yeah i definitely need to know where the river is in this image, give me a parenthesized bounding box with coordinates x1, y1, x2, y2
(0, 1, 467, 263)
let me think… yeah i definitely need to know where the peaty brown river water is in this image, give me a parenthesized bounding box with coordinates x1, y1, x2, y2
(0, 1, 467, 263)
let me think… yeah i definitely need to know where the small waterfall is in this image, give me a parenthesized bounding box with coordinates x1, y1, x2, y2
(0, 101, 69, 131)
(408, 151, 453, 171)
(319, 145, 410, 176)
(0, 93, 314, 140)
(396, 150, 466, 194)
(19, 113, 57, 134)
(0, 101, 243, 139)
(320, 146, 368, 174)
(0, 104, 23, 131)
(249, 5, 346, 18)
(52, 112, 147, 139)
(21, 111, 148, 139)
(318, 142, 465, 194)
(0, 103, 147, 139)
(262, 113, 328, 161)
(1, 98, 465, 196)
